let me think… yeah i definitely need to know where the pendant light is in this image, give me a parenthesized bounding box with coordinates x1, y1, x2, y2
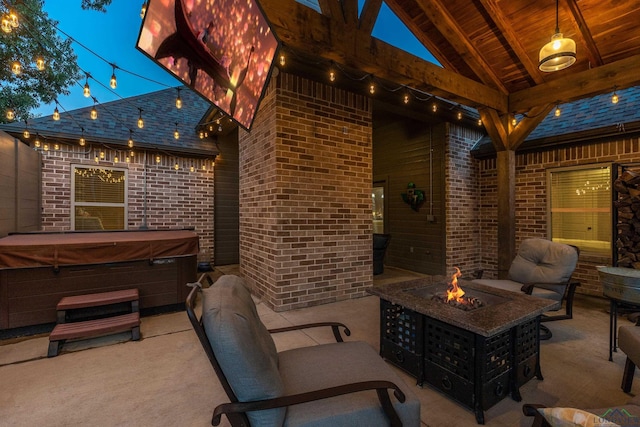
(538, 0, 576, 72)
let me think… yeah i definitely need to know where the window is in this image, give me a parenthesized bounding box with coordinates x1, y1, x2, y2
(548, 165, 611, 255)
(72, 165, 127, 230)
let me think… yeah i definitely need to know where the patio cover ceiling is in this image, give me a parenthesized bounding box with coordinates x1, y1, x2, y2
(259, 0, 640, 151)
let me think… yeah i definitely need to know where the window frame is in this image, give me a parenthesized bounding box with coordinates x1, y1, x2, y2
(546, 162, 612, 256)
(71, 163, 128, 231)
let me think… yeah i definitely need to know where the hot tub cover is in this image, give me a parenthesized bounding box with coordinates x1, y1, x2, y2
(0, 230, 199, 269)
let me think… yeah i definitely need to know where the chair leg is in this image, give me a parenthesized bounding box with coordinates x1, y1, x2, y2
(539, 324, 552, 341)
(622, 357, 636, 393)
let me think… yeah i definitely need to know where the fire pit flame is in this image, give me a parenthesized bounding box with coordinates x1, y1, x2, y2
(447, 267, 465, 302)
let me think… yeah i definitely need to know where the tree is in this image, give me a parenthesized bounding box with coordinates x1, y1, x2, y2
(0, 0, 114, 123)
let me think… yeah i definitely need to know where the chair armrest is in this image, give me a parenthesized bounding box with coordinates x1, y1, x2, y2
(522, 404, 552, 427)
(520, 280, 580, 295)
(212, 380, 405, 427)
(268, 322, 351, 342)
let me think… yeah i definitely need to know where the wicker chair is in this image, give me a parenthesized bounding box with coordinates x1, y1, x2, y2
(186, 274, 421, 426)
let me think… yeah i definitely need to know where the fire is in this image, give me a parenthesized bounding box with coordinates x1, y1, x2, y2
(446, 267, 465, 302)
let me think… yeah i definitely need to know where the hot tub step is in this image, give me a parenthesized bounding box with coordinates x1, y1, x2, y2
(56, 289, 139, 323)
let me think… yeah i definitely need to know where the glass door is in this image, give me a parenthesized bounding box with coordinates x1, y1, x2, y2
(372, 184, 385, 234)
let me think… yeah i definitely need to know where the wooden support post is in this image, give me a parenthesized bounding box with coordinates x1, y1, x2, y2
(497, 150, 516, 278)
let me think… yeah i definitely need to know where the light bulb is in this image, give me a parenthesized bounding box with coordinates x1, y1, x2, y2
(279, 54, 285, 66)
(156, 155, 161, 163)
(175, 95, 182, 109)
(218, 125, 223, 132)
(457, 111, 463, 120)
(23, 129, 30, 138)
(431, 103, 437, 113)
(329, 71, 335, 82)
(9, 10, 18, 28)
(477, 119, 482, 126)
(403, 94, 409, 104)
(95, 156, 99, 163)
(79, 137, 85, 146)
(91, 106, 98, 120)
(190, 165, 195, 172)
(612, 92, 619, 104)
(35, 57, 45, 71)
(369, 84, 375, 95)
(114, 156, 119, 163)
(43, 143, 49, 151)
(1, 18, 11, 33)
(202, 164, 206, 170)
(35, 138, 41, 148)
(174, 163, 179, 170)
(174, 129, 180, 139)
(110, 73, 117, 89)
(137, 116, 144, 128)
(199, 131, 204, 139)
(53, 107, 60, 121)
(140, 2, 147, 19)
(6, 108, 15, 121)
(100, 151, 105, 159)
(511, 117, 517, 126)
(554, 106, 561, 117)
(128, 138, 134, 148)
(83, 82, 91, 97)
(11, 61, 21, 75)
(54, 144, 60, 150)
(126, 156, 130, 163)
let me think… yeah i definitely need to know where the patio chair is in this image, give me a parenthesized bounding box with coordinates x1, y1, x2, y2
(473, 238, 580, 340)
(186, 274, 421, 427)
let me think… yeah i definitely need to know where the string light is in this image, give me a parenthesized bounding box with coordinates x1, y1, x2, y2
(83, 74, 91, 97)
(53, 106, 60, 121)
(199, 131, 204, 139)
(90, 101, 98, 120)
(554, 105, 561, 117)
(279, 53, 285, 66)
(369, 83, 375, 95)
(1, 17, 11, 33)
(174, 162, 179, 170)
(114, 154, 119, 163)
(457, 111, 463, 120)
(140, 2, 147, 19)
(23, 121, 30, 139)
(329, 70, 336, 83)
(611, 87, 619, 104)
(218, 124, 223, 132)
(110, 64, 117, 89)
(8, 9, 18, 28)
(137, 108, 144, 128)
(6, 108, 15, 121)
(35, 56, 45, 71)
(128, 130, 134, 148)
(477, 119, 483, 126)
(155, 154, 161, 164)
(79, 128, 86, 146)
(431, 103, 437, 113)
(54, 143, 60, 150)
(34, 134, 41, 148)
(174, 122, 180, 139)
(99, 151, 105, 159)
(11, 61, 21, 75)
(403, 92, 410, 104)
(175, 88, 182, 109)
(43, 143, 49, 151)
(511, 116, 517, 126)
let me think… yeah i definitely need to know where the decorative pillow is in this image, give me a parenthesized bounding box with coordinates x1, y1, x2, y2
(537, 407, 621, 427)
(202, 275, 285, 427)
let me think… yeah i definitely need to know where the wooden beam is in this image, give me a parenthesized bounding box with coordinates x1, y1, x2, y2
(261, 0, 508, 112)
(317, 0, 344, 21)
(358, 0, 382, 33)
(509, 54, 640, 113)
(509, 104, 554, 151)
(563, 0, 603, 67)
(476, 0, 544, 85)
(478, 108, 508, 152)
(414, 0, 508, 93)
(342, 0, 359, 26)
(497, 150, 516, 278)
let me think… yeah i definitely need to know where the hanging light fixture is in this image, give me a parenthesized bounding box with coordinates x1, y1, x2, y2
(11, 61, 21, 75)
(611, 87, 619, 104)
(554, 105, 561, 117)
(8, 9, 18, 28)
(35, 134, 41, 148)
(79, 128, 86, 146)
(6, 107, 15, 121)
(137, 108, 144, 128)
(279, 53, 285, 67)
(23, 121, 30, 139)
(174, 123, 180, 140)
(53, 106, 60, 121)
(90, 100, 98, 120)
(538, 0, 576, 72)
(128, 130, 134, 148)
(457, 111, 463, 120)
(140, 2, 148, 19)
(110, 64, 117, 89)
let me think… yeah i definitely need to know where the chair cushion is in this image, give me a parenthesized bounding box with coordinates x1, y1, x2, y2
(202, 275, 285, 427)
(509, 238, 578, 286)
(278, 341, 420, 427)
(619, 325, 640, 365)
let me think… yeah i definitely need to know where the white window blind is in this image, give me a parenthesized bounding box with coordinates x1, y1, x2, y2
(72, 165, 127, 230)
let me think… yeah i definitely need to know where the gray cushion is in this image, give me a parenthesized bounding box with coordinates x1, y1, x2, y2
(508, 238, 578, 287)
(278, 341, 421, 427)
(202, 275, 285, 427)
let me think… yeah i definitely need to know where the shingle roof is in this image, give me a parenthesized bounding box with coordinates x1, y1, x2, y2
(471, 86, 640, 158)
(1, 86, 217, 155)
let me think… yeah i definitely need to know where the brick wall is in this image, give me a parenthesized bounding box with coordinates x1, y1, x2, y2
(478, 136, 640, 295)
(39, 144, 214, 260)
(239, 72, 373, 311)
(445, 124, 484, 277)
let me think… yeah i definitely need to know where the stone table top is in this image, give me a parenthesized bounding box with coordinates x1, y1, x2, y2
(368, 276, 560, 337)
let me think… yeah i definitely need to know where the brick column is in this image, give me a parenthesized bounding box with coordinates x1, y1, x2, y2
(239, 72, 373, 311)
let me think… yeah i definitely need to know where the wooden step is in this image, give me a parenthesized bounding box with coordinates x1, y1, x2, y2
(56, 289, 139, 323)
(48, 312, 140, 357)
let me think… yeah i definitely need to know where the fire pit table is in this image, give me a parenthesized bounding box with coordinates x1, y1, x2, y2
(368, 276, 559, 424)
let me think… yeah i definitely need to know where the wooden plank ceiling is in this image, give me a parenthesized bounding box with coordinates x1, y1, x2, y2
(259, 0, 640, 148)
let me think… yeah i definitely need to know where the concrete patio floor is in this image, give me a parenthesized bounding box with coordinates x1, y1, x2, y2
(0, 266, 638, 426)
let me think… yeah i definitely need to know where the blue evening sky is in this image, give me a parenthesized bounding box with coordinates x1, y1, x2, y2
(34, 0, 439, 117)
